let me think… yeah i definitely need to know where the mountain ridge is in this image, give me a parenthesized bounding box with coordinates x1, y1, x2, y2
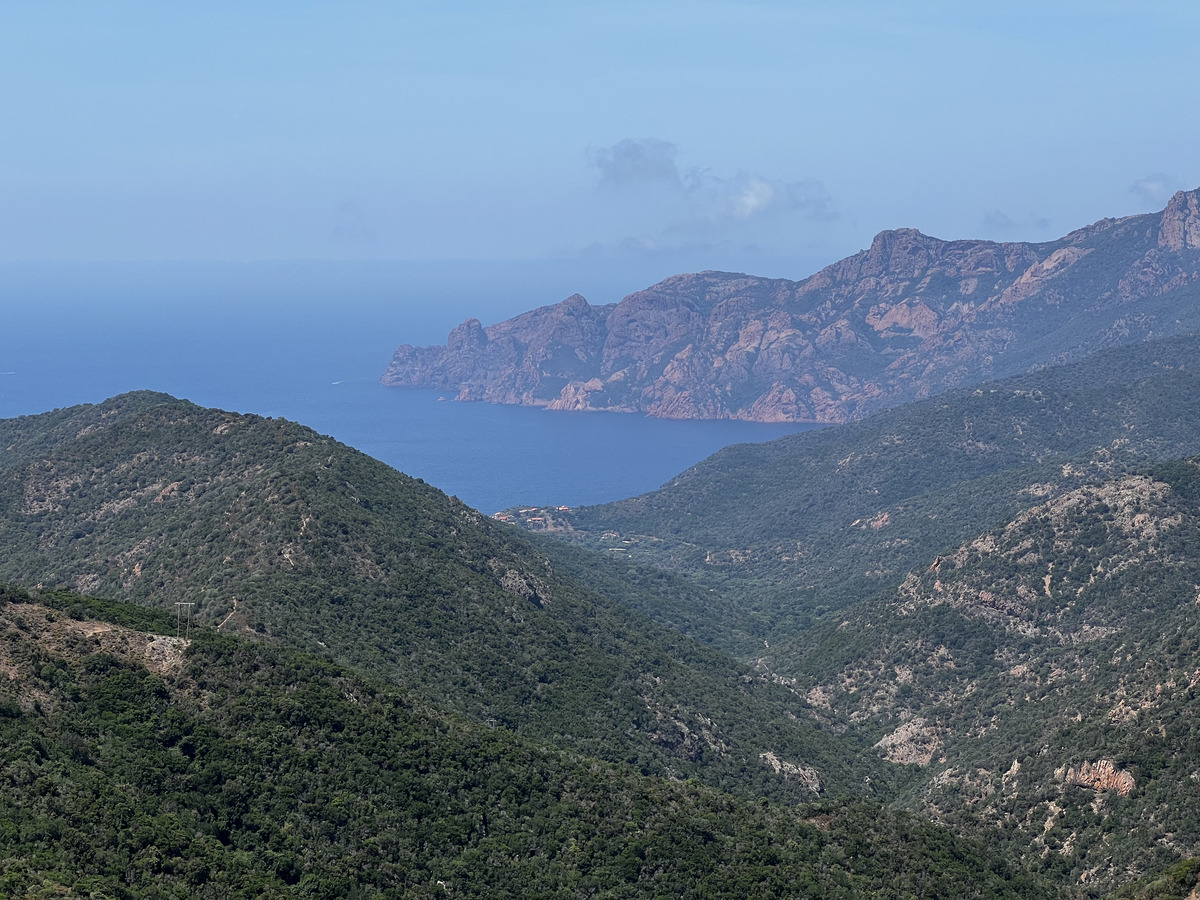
(383, 188, 1200, 422)
(517, 331, 1200, 653)
(0, 391, 889, 802)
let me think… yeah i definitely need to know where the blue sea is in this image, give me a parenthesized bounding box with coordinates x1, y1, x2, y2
(1, 261, 819, 513)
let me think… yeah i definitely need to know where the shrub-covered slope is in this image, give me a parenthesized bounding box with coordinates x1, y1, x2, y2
(0, 392, 884, 801)
(784, 457, 1200, 892)
(0, 587, 1061, 900)
(545, 333, 1200, 650)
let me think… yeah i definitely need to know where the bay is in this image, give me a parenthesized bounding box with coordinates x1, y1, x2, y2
(1, 261, 819, 513)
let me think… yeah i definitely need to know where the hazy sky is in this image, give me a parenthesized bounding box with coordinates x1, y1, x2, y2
(2, 1, 1197, 282)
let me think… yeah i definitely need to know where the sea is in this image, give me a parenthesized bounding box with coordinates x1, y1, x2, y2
(1, 261, 820, 514)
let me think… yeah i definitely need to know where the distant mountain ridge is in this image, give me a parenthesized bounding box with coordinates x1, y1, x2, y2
(383, 189, 1200, 422)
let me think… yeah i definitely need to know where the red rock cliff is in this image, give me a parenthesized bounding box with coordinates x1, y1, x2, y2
(382, 189, 1200, 422)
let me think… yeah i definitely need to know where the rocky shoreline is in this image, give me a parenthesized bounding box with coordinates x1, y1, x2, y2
(383, 189, 1200, 423)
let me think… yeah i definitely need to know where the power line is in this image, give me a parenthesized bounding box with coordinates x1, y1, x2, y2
(175, 602, 194, 639)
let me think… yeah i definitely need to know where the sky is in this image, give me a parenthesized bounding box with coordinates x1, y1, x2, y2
(1, 1, 1198, 288)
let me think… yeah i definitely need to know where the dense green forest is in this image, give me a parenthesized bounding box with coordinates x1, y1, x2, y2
(0, 586, 1060, 899)
(548, 332, 1200, 652)
(0, 391, 892, 803)
(10, 332, 1200, 894)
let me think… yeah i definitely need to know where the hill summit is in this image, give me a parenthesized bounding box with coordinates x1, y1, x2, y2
(383, 189, 1200, 422)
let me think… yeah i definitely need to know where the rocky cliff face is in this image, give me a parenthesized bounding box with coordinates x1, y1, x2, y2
(382, 189, 1200, 422)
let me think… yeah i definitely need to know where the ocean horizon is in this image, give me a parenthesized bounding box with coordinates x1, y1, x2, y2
(2, 261, 820, 513)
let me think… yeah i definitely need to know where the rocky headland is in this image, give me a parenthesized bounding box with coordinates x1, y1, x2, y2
(382, 189, 1200, 423)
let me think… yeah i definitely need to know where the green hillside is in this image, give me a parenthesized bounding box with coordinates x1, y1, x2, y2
(10, 358, 1200, 895)
(0, 392, 888, 802)
(765, 456, 1200, 891)
(0, 587, 1061, 900)
(545, 333, 1200, 651)
(493, 333, 1200, 893)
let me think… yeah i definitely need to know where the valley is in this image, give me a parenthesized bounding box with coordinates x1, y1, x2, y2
(10, 2, 1200, 895)
(7, 191, 1200, 896)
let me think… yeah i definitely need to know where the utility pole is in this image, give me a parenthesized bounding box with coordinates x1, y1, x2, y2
(175, 602, 194, 639)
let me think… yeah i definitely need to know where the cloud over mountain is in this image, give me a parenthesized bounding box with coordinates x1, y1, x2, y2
(588, 137, 835, 256)
(688, 171, 834, 224)
(1130, 172, 1183, 207)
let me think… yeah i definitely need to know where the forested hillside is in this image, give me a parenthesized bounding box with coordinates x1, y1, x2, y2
(498, 331, 1200, 893)
(544, 333, 1200, 652)
(773, 456, 1200, 890)
(10, 345, 1200, 894)
(0, 586, 1061, 899)
(0, 392, 886, 801)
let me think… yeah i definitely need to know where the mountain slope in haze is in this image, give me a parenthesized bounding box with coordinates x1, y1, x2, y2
(0, 586, 1061, 900)
(383, 189, 1200, 423)
(782, 456, 1200, 893)
(534, 333, 1200, 652)
(0, 391, 888, 802)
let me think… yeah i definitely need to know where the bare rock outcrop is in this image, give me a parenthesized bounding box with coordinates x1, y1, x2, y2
(383, 189, 1200, 422)
(1056, 759, 1136, 796)
(760, 751, 823, 794)
(1159, 188, 1200, 251)
(874, 717, 942, 766)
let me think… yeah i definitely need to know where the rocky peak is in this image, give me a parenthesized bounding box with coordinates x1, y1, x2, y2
(446, 317, 487, 352)
(1158, 188, 1200, 251)
(862, 228, 941, 278)
(556, 293, 591, 315)
(383, 187, 1200, 422)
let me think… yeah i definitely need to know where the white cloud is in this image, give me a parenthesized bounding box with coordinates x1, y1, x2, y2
(1129, 172, 1182, 208)
(589, 138, 835, 227)
(590, 138, 682, 189)
(692, 172, 834, 224)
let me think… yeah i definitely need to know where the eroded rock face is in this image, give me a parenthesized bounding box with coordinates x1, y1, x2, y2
(1056, 759, 1135, 796)
(383, 189, 1200, 422)
(0, 604, 188, 697)
(874, 717, 941, 766)
(1159, 189, 1200, 251)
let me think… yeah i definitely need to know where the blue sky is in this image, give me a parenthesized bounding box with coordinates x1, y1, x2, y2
(2, 1, 1197, 283)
